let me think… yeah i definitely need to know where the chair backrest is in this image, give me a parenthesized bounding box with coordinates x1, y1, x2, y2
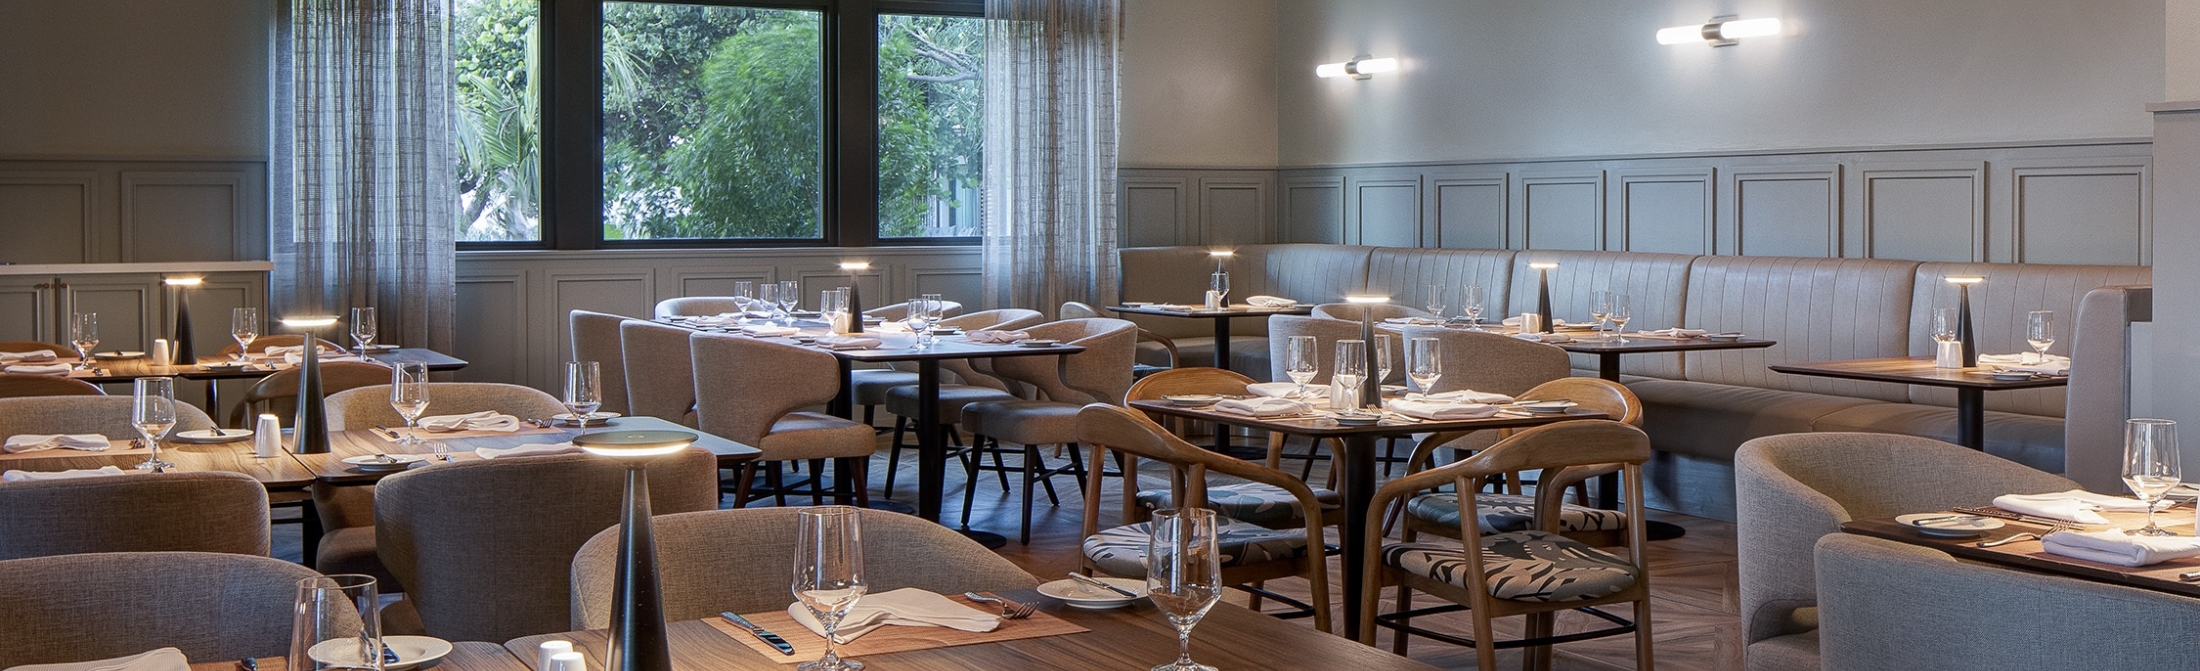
(867, 300, 965, 320)
(569, 310, 635, 415)
(1059, 301, 1102, 319)
(620, 320, 700, 426)
(1380, 421, 1652, 530)
(0, 471, 269, 559)
(571, 508, 1038, 628)
(1266, 314, 1389, 385)
(375, 449, 718, 642)
(691, 332, 841, 445)
(1732, 432, 2077, 650)
(1513, 377, 1642, 426)
(1397, 326, 1570, 396)
(324, 383, 566, 430)
(1311, 303, 1433, 322)
(654, 296, 741, 318)
(939, 308, 1045, 332)
(230, 361, 393, 426)
(0, 396, 215, 440)
(0, 551, 321, 667)
(218, 334, 346, 355)
(1124, 367, 1255, 402)
(1075, 403, 1325, 538)
(0, 341, 72, 355)
(0, 373, 105, 399)
(983, 319, 1137, 405)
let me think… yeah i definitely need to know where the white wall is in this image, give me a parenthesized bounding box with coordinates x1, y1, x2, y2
(1274, 0, 2165, 166)
(2172, 0, 2200, 100)
(1119, 0, 1279, 168)
(0, 0, 270, 158)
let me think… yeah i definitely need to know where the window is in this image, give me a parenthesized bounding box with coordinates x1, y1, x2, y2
(878, 14, 983, 238)
(454, 0, 545, 243)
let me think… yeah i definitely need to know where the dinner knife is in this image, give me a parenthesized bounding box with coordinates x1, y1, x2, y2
(1067, 572, 1140, 598)
(720, 612, 797, 655)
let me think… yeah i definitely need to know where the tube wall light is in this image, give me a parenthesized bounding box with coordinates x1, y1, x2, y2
(1659, 16, 1782, 47)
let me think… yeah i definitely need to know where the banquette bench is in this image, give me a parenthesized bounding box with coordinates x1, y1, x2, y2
(1116, 245, 2149, 520)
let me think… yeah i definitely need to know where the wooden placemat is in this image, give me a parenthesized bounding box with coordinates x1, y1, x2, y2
(704, 596, 1090, 664)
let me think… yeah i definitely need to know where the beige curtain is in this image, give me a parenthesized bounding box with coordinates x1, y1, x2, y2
(981, 0, 1123, 316)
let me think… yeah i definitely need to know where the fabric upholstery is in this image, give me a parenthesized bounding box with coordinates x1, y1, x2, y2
(1133, 482, 1341, 527)
(1682, 256, 1920, 398)
(1397, 325, 1570, 396)
(375, 449, 718, 642)
(0, 396, 215, 440)
(568, 309, 635, 415)
(1116, 246, 1231, 339)
(1311, 303, 1434, 322)
(325, 382, 565, 431)
(1240, 244, 1376, 317)
(756, 412, 878, 461)
(0, 552, 321, 667)
(1383, 531, 1639, 603)
(1265, 314, 1393, 386)
(2063, 285, 2150, 492)
(1139, 336, 1270, 377)
(0, 374, 103, 399)
(231, 360, 394, 427)
(621, 320, 700, 426)
(961, 399, 1079, 446)
(885, 385, 1019, 425)
(691, 333, 873, 462)
(0, 472, 270, 559)
(1082, 517, 1309, 577)
(572, 507, 1036, 627)
(959, 318, 1138, 447)
(850, 368, 921, 406)
(1747, 631, 1821, 671)
(1809, 402, 2068, 473)
(1904, 262, 2151, 417)
(1406, 492, 1627, 536)
(1508, 250, 1696, 378)
(1363, 248, 1516, 320)
(313, 525, 398, 588)
(654, 296, 740, 318)
(1629, 379, 1880, 459)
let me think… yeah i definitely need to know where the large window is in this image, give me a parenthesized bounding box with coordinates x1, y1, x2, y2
(454, 0, 544, 243)
(878, 14, 982, 238)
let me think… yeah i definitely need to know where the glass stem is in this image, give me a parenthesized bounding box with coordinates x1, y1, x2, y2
(1176, 625, 1193, 667)
(821, 617, 841, 666)
(2147, 500, 2159, 532)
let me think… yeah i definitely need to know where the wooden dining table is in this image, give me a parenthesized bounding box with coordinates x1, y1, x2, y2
(0, 435, 316, 490)
(43, 347, 469, 382)
(187, 642, 530, 671)
(1841, 506, 2200, 599)
(1104, 303, 1314, 369)
(291, 416, 761, 486)
(1770, 356, 2067, 450)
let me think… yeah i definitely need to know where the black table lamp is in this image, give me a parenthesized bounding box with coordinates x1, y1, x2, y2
(1945, 276, 1984, 367)
(1345, 295, 1389, 409)
(1529, 262, 1558, 334)
(163, 277, 203, 366)
(839, 261, 870, 334)
(575, 429, 695, 671)
(280, 315, 338, 454)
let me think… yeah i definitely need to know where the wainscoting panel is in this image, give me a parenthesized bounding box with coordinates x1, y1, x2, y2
(1429, 172, 1509, 250)
(1518, 171, 1604, 251)
(1281, 176, 1346, 244)
(1351, 175, 1422, 247)
(0, 281, 49, 342)
(1725, 165, 1842, 258)
(120, 170, 255, 262)
(1198, 177, 1268, 245)
(0, 171, 102, 264)
(1120, 177, 1188, 248)
(1853, 161, 1987, 262)
(0, 159, 267, 265)
(2002, 157, 2152, 265)
(452, 273, 528, 385)
(1613, 167, 1715, 255)
(65, 282, 153, 352)
(671, 267, 778, 299)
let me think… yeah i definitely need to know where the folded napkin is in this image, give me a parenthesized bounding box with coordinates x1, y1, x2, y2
(690, 314, 743, 326)
(2, 466, 130, 482)
(815, 336, 883, 351)
(872, 321, 912, 333)
(1383, 317, 1440, 325)
(739, 324, 801, 337)
(282, 352, 363, 365)
(2041, 529, 2200, 567)
(965, 329, 1030, 344)
(475, 442, 582, 459)
(1637, 328, 1708, 338)
(0, 349, 58, 363)
(1509, 333, 1572, 343)
(1501, 316, 1579, 327)
(3, 647, 189, 671)
(418, 411, 522, 433)
(4, 434, 111, 454)
(787, 588, 1000, 644)
(1247, 381, 1327, 400)
(1213, 397, 1313, 418)
(1150, 303, 1196, 311)
(1418, 389, 1516, 404)
(1244, 295, 1296, 308)
(4, 363, 72, 375)
(1992, 489, 2155, 525)
(1385, 399, 1500, 420)
(260, 345, 342, 358)
(1979, 353, 2071, 375)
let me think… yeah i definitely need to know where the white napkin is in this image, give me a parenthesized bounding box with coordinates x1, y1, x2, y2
(1501, 316, 1579, 327)
(872, 321, 912, 333)
(1638, 328, 1708, 338)
(282, 352, 364, 365)
(690, 314, 743, 326)
(786, 588, 1001, 644)
(965, 330, 1030, 344)
(1244, 295, 1296, 308)
(1247, 381, 1328, 400)
(1385, 399, 1500, 420)
(4, 363, 72, 375)
(740, 324, 801, 337)
(4, 434, 111, 454)
(1151, 303, 1195, 311)
(2, 647, 190, 671)
(816, 336, 882, 350)
(2, 466, 130, 482)
(1992, 489, 2156, 525)
(1214, 397, 1313, 418)
(1980, 353, 2071, 375)
(260, 345, 341, 358)
(418, 411, 522, 433)
(0, 350, 58, 363)
(2040, 529, 2200, 567)
(475, 442, 582, 459)
(1383, 317, 1439, 325)
(1418, 389, 1515, 404)
(1509, 333, 1572, 343)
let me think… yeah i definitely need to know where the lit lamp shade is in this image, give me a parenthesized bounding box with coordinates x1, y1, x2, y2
(838, 262, 870, 335)
(163, 277, 203, 366)
(573, 430, 696, 458)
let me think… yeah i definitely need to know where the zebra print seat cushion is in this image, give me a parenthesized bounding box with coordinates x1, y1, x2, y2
(1082, 516, 1310, 577)
(1383, 531, 1639, 603)
(1405, 492, 1628, 535)
(1133, 482, 1342, 526)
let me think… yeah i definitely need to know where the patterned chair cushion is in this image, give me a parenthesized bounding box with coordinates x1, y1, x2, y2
(1406, 492, 1627, 535)
(1082, 516, 1310, 577)
(1133, 482, 1342, 526)
(1383, 531, 1639, 603)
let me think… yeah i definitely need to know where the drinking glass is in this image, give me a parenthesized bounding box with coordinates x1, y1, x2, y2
(389, 363, 432, 454)
(2124, 419, 2181, 536)
(350, 307, 377, 353)
(132, 377, 177, 471)
(1373, 334, 1394, 385)
(2027, 310, 2056, 363)
(793, 506, 867, 671)
(905, 299, 934, 347)
(1285, 335, 1319, 398)
(1146, 508, 1222, 671)
(1931, 307, 1959, 343)
(1608, 294, 1633, 342)
(733, 281, 756, 320)
(1408, 337, 1442, 400)
(821, 289, 847, 332)
(564, 361, 603, 428)
(70, 312, 99, 369)
(921, 294, 945, 322)
(1333, 340, 1367, 410)
(1210, 270, 1231, 306)
(1591, 290, 1614, 339)
(288, 574, 383, 671)
(753, 283, 782, 322)
(232, 307, 260, 362)
(779, 280, 802, 323)
(1425, 285, 1446, 320)
(1462, 284, 1486, 330)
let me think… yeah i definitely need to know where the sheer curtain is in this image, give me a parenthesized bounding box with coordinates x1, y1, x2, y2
(981, 0, 1123, 315)
(273, 0, 457, 352)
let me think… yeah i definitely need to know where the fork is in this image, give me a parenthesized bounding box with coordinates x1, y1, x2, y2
(1976, 522, 2077, 548)
(963, 591, 1035, 619)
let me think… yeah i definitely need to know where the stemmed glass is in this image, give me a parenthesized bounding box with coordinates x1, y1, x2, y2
(231, 307, 259, 362)
(2123, 419, 2181, 536)
(1373, 334, 1394, 386)
(793, 506, 867, 671)
(1462, 284, 1485, 331)
(905, 298, 934, 348)
(753, 283, 783, 322)
(779, 281, 803, 324)
(131, 377, 177, 471)
(1932, 308, 1959, 344)
(70, 312, 99, 370)
(350, 307, 377, 353)
(1285, 335, 1319, 399)
(389, 362, 432, 454)
(1591, 290, 1614, 339)
(1146, 508, 1223, 671)
(1332, 340, 1367, 411)
(1425, 285, 1446, 321)
(1407, 337, 1442, 401)
(922, 294, 946, 336)
(565, 361, 603, 429)
(1608, 294, 1633, 342)
(733, 281, 756, 321)
(2027, 310, 2056, 364)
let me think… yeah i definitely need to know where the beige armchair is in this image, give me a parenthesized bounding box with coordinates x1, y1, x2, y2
(691, 332, 875, 507)
(870, 308, 1044, 495)
(0, 396, 215, 439)
(569, 309, 636, 415)
(0, 552, 320, 667)
(0, 472, 269, 559)
(620, 320, 701, 427)
(654, 296, 740, 318)
(957, 318, 1138, 543)
(0, 373, 103, 399)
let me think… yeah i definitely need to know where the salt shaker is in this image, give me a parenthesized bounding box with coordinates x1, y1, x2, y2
(151, 339, 171, 368)
(536, 641, 574, 671)
(253, 414, 282, 458)
(547, 651, 586, 671)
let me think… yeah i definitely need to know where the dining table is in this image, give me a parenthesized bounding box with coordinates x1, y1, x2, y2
(1769, 356, 2067, 450)
(188, 642, 530, 671)
(1841, 505, 2200, 599)
(289, 415, 761, 486)
(1103, 303, 1313, 369)
(26, 347, 472, 417)
(1128, 398, 1607, 640)
(0, 434, 317, 489)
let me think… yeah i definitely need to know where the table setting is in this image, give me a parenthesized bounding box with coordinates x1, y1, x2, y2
(3, 433, 111, 454)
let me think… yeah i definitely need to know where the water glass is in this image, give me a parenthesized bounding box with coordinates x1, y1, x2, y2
(1373, 334, 1394, 384)
(1146, 508, 1222, 671)
(733, 281, 757, 319)
(350, 307, 377, 352)
(1462, 284, 1485, 330)
(1333, 340, 1368, 410)
(906, 298, 934, 347)
(389, 363, 432, 454)
(70, 312, 99, 369)
(779, 280, 802, 322)
(1609, 294, 1633, 341)
(564, 361, 603, 428)
(132, 377, 177, 471)
(793, 506, 867, 671)
(1407, 337, 1442, 400)
(1931, 307, 1959, 342)
(2027, 310, 2056, 362)
(1210, 270, 1231, 305)
(2124, 419, 2181, 536)
(1592, 290, 1614, 338)
(231, 307, 260, 361)
(921, 293, 945, 322)
(1425, 285, 1446, 319)
(288, 574, 383, 671)
(1285, 335, 1319, 398)
(753, 283, 782, 321)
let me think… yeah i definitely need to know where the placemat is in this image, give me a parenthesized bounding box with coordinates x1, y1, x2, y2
(706, 596, 1090, 664)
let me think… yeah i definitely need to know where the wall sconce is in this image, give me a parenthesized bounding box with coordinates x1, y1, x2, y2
(1316, 55, 1398, 80)
(1657, 16, 1781, 47)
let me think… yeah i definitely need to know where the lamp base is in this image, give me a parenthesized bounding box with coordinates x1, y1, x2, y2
(607, 464, 673, 671)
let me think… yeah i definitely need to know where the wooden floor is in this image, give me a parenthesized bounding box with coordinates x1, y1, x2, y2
(274, 430, 1742, 671)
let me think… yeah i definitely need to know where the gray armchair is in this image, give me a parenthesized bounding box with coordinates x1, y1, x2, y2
(0, 471, 270, 559)
(0, 552, 320, 667)
(569, 309, 636, 415)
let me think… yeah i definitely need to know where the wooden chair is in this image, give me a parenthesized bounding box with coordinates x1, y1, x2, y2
(1122, 367, 1343, 527)
(225, 360, 392, 427)
(0, 373, 103, 399)
(1395, 377, 1643, 544)
(1075, 403, 1332, 632)
(1360, 420, 1654, 670)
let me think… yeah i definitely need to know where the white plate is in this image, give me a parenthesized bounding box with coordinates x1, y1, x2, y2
(1896, 513, 2005, 538)
(309, 635, 454, 671)
(93, 351, 146, 359)
(1987, 372, 2035, 381)
(1018, 339, 1061, 348)
(1163, 394, 1221, 406)
(1331, 412, 1383, 426)
(551, 412, 622, 423)
(1706, 334, 1745, 341)
(1037, 577, 1148, 609)
(342, 454, 427, 471)
(1517, 400, 1578, 414)
(172, 429, 252, 444)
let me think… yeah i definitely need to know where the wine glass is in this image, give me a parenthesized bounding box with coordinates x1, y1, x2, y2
(2027, 310, 2056, 363)
(350, 307, 377, 353)
(1332, 340, 1367, 411)
(1146, 508, 1222, 671)
(1591, 290, 1613, 339)
(287, 574, 383, 671)
(1425, 284, 1446, 320)
(922, 294, 946, 334)
(1408, 337, 1442, 401)
(70, 312, 99, 370)
(1609, 294, 1633, 342)
(1373, 334, 1394, 385)
(2124, 419, 2181, 536)
(905, 299, 934, 348)
(132, 377, 177, 471)
(733, 281, 756, 320)
(1209, 270, 1231, 308)
(753, 283, 782, 322)
(793, 506, 867, 671)
(1462, 284, 1485, 330)
(1932, 307, 1959, 343)
(1285, 335, 1319, 399)
(231, 307, 259, 362)
(564, 361, 603, 428)
(389, 362, 432, 454)
(779, 280, 802, 324)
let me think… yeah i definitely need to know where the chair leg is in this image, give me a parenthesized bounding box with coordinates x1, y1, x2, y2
(808, 458, 827, 505)
(1524, 611, 1555, 671)
(1021, 445, 1038, 545)
(1246, 579, 1266, 611)
(1633, 598, 1656, 671)
(1033, 445, 1063, 506)
(734, 464, 758, 508)
(768, 464, 787, 507)
(1391, 585, 1413, 655)
(1265, 432, 1285, 470)
(988, 436, 1012, 490)
(885, 417, 909, 495)
(851, 457, 871, 508)
(1065, 442, 1089, 499)
(960, 445, 982, 528)
(1381, 436, 1399, 477)
(1472, 597, 1500, 671)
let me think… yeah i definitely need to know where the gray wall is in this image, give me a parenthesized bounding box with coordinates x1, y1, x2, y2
(1120, 0, 1279, 168)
